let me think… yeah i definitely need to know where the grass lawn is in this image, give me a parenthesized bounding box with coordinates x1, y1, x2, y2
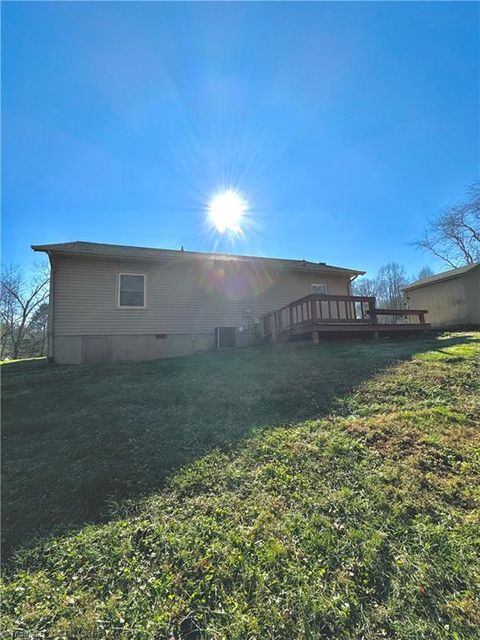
(2, 332, 479, 638)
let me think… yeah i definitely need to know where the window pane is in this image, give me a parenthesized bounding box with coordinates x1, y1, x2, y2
(312, 284, 327, 294)
(119, 274, 145, 306)
(120, 274, 144, 291)
(120, 290, 144, 307)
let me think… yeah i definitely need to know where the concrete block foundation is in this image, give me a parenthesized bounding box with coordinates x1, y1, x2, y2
(52, 331, 255, 364)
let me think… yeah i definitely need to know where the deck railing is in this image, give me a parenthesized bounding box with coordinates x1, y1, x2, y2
(262, 294, 427, 339)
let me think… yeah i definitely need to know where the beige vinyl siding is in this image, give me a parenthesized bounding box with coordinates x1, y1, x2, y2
(406, 277, 468, 327)
(53, 255, 352, 336)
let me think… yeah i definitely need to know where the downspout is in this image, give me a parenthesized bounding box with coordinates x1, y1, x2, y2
(348, 274, 359, 296)
(46, 251, 55, 362)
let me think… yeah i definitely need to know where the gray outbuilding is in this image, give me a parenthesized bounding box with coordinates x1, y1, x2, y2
(404, 262, 480, 328)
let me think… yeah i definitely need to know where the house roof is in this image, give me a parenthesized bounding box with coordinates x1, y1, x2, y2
(404, 261, 480, 292)
(32, 241, 365, 276)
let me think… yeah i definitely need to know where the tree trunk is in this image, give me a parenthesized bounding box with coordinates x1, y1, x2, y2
(40, 325, 46, 356)
(12, 325, 25, 360)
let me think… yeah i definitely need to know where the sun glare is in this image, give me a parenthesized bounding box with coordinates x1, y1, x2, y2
(208, 190, 247, 233)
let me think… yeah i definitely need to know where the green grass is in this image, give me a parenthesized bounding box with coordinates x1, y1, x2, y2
(2, 332, 480, 639)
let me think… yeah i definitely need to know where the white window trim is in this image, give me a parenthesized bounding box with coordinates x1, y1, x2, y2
(311, 283, 328, 295)
(117, 272, 147, 309)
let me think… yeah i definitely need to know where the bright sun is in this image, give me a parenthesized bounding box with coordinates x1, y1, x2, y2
(208, 190, 247, 233)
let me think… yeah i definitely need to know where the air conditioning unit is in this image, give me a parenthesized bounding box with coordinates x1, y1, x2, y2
(215, 326, 237, 349)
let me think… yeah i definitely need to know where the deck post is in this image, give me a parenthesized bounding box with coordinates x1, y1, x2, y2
(369, 297, 377, 325)
(271, 315, 277, 343)
(312, 330, 320, 344)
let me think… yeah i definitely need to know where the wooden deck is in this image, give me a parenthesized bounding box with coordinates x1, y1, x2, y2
(262, 294, 430, 343)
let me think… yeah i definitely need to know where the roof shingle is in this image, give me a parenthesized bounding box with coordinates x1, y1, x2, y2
(32, 241, 365, 275)
(404, 262, 480, 291)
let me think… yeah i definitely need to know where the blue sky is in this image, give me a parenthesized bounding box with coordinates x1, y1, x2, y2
(2, 1, 479, 277)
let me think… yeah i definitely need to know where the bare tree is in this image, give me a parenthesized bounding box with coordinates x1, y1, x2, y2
(25, 302, 49, 357)
(376, 262, 410, 310)
(354, 263, 409, 310)
(1, 269, 20, 359)
(351, 277, 378, 298)
(0, 320, 12, 360)
(0, 263, 50, 360)
(413, 183, 480, 268)
(417, 266, 434, 280)
(352, 263, 410, 324)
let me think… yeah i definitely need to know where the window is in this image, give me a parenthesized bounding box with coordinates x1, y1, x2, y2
(118, 273, 146, 307)
(311, 283, 328, 295)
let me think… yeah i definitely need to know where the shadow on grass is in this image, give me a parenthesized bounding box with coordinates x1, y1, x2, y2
(2, 332, 478, 559)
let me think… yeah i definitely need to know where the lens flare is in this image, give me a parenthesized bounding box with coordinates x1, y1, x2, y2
(208, 190, 247, 233)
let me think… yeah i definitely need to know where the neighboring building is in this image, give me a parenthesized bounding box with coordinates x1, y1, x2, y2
(32, 241, 365, 364)
(404, 262, 480, 327)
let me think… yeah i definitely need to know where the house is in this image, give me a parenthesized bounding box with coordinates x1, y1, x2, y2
(32, 241, 366, 364)
(404, 262, 480, 327)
